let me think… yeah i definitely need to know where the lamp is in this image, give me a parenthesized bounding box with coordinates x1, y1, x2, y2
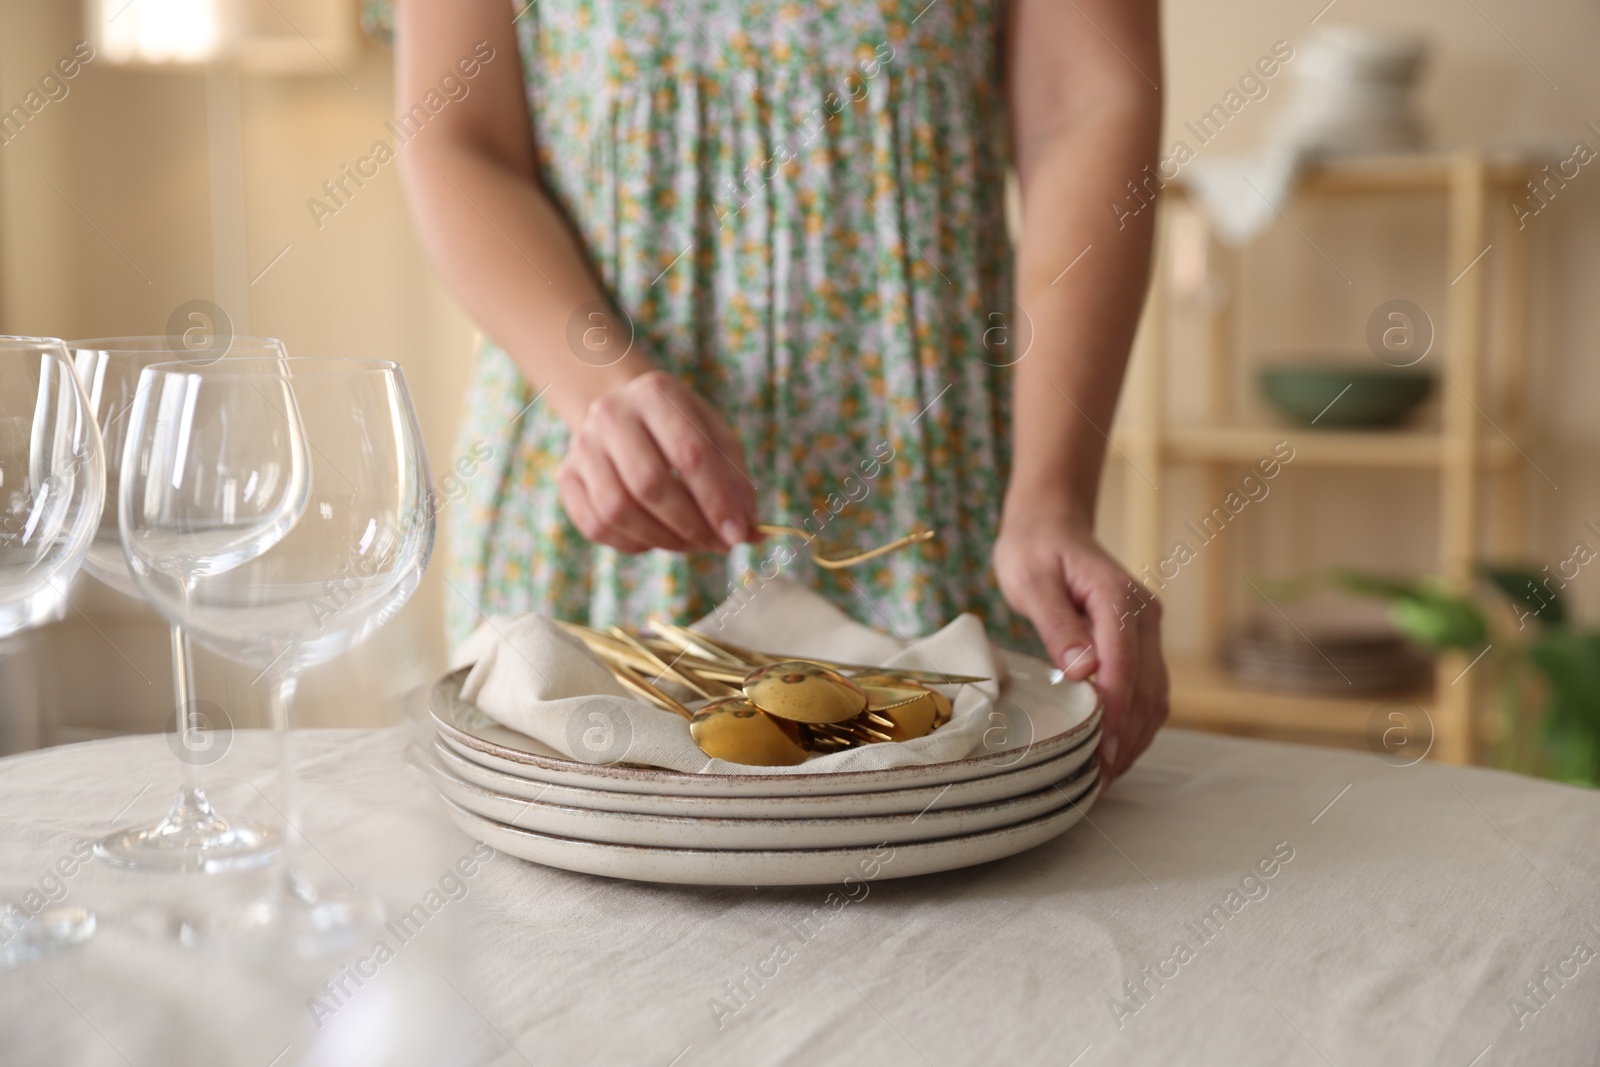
(88, 0, 357, 73)
(93, 0, 224, 66)
(85, 0, 359, 333)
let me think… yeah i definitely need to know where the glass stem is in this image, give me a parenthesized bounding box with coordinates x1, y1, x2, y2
(267, 670, 302, 880)
(171, 622, 202, 798)
(164, 597, 221, 828)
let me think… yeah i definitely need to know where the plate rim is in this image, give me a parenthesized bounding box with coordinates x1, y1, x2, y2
(430, 747, 1100, 835)
(429, 726, 1101, 815)
(441, 776, 1104, 861)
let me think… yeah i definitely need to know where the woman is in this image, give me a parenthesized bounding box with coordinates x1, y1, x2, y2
(397, 0, 1168, 782)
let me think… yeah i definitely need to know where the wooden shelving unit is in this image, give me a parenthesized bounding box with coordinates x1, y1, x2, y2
(1120, 426, 1524, 470)
(1161, 654, 1435, 748)
(1121, 151, 1539, 764)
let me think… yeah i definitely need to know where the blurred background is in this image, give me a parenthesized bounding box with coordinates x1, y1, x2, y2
(0, 0, 1594, 776)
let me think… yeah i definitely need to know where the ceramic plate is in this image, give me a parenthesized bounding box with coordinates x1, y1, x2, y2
(430, 750, 1098, 850)
(431, 648, 1101, 798)
(440, 778, 1103, 886)
(427, 727, 1099, 819)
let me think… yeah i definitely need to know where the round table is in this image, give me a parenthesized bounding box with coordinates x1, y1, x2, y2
(2, 726, 1597, 1066)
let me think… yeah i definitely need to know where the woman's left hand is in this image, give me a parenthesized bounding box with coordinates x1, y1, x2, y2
(993, 505, 1169, 784)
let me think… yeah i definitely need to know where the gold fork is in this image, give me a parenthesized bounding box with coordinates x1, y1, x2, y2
(755, 523, 934, 570)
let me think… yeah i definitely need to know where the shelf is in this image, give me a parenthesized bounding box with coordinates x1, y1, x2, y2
(1168, 654, 1434, 743)
(1127, 151, 1524, 765)
(1167, 152, 1539, 198)
(1115, 426, 1520, 470)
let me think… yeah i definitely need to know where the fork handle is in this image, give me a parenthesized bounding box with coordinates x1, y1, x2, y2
(755, 523, 814, 543)
(753, 522, 935, 569)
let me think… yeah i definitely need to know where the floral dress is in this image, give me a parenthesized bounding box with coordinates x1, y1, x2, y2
(445, 0, 1040, 655)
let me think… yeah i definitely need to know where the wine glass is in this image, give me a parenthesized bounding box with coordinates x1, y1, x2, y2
(119, 357, 434, 957)
(0, 336, 104, 967)
(74, 337, 289, 873)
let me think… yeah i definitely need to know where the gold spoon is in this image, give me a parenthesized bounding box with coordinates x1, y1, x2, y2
(690, 697, 812, 766)
(742, 660, 868, 724)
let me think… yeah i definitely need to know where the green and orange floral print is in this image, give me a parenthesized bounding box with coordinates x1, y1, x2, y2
(446, 0, 1041, 657)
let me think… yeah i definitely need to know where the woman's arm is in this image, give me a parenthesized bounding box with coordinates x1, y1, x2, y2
(395, 0, 756, 553)
(999, 0, 1167, 782)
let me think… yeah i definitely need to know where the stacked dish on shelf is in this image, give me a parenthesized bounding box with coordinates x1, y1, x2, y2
(1226, 596, 1433, 697)
(423, 649, 1103, 887)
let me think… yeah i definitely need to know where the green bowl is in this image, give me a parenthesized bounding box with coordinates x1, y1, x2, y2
(1258, 363, 1435, 428)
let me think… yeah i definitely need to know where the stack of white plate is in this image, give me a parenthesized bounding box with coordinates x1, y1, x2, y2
(426, 649, 1103, 886)
(1226, 617, 1431, 696)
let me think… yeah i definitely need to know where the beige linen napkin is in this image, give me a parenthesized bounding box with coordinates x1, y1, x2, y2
(450, 578, 1007, 774)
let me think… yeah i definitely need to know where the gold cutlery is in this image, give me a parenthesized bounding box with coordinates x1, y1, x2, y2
(551, 618, 987, 765)
(754, 523, 936, 570)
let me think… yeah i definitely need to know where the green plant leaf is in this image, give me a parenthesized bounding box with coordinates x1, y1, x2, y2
(1482, 564, 1567, 626)
(1388, 592, 1489, 650)
(1528, 630, 1600, 725)
(1321, 569, 1488, 650)
(1528, 629, 1600, 787)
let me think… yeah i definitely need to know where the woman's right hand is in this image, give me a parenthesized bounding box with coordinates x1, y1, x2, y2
(556, 369, 759, 555)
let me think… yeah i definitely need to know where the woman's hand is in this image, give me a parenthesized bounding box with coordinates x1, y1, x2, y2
(556, 369, 759, 555)
(994, 504, 1168, 784)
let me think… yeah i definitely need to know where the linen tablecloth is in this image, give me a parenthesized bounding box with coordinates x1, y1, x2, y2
(1, 726, 1596, 1066)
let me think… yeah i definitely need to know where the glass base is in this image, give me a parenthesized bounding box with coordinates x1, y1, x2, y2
(0, 907, 95, 969)
(180, 871, 385, 960)
(95, 788, 280, 874)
